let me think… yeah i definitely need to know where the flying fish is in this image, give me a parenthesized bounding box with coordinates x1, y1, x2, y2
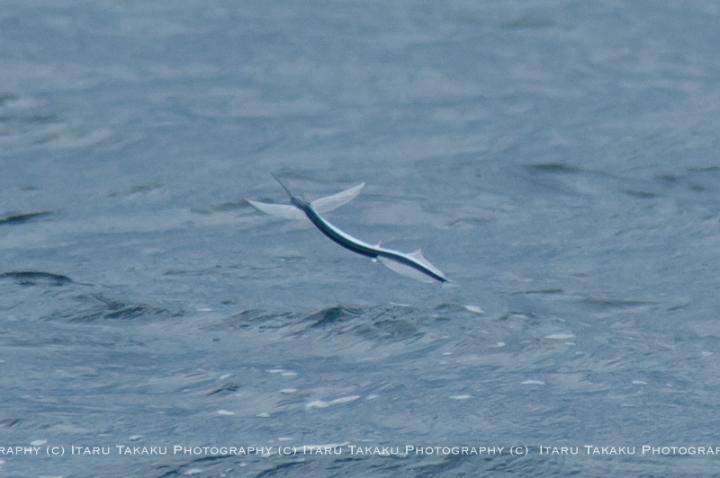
(247, 175, 448, 283)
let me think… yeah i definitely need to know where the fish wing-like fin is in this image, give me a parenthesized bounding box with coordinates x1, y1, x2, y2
(378, 256, 435, 283)
(246, 199, 306, 220)
(407, 249, 447, 280)
(311, 183, 365, 213)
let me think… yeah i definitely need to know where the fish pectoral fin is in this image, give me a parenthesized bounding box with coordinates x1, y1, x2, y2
(246, 199, 306, 220)
(378, 256, 435, 283)
(311, 183, 365, 213)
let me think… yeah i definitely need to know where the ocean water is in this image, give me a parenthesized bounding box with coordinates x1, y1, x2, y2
(2, 1, 720, 476)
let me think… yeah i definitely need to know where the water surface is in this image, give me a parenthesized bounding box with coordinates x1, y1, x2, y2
(1, 1, 720, 476)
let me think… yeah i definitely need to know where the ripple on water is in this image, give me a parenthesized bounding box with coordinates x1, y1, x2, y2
(205, 303, 500, 348)
(44, 293, 182, 323)
(0, 210, 52, 226)
(464, 304, 485, 314)
(206, 382, 240, 396)
(306, 395, 361, 409)
(544, 333, 575, 340)
(0, 271, 72, 287)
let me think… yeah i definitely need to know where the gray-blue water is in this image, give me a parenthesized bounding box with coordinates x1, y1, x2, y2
(2, 1, 720, 476)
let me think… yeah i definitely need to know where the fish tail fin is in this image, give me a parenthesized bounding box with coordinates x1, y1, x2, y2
(247, 174, 309, 220)
(271, 174, 296, 200)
